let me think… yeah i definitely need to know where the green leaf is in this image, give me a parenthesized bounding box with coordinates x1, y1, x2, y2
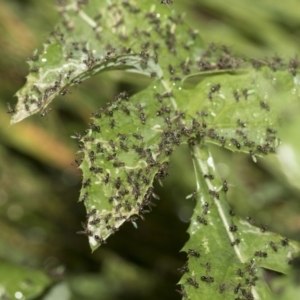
(176, 67, 300, 157)
(177, 145, 300, 300)
(77, 80, 192, 251)
(11, 0, 204, 124)
(0, 261, 51, 300)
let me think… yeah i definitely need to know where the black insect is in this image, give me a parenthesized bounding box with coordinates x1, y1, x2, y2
(81, 192, 89, 202)
(211, 84, 221, 93)
(260, 100, 270, 111)
(187, 277, 199, 288)
(76, 222, 93, 237)
(121, 105, 130, 115)
(119, 141, 129, 152)
(104, 213, 112, 223)
(188, 249, 200, 258)
(197, 110, 208, 117)
(89, 218, 100, 225)
(142, 175, 150, 185)
(109, 119, 115, 129)
(104, 173, 110, 184)
(168, 64, 175, 74)
(150, 71, 157, 78)
(89, 122, 100, 132)
(266, 127, 277, 134)
(197, 216, 208, 225)
(164, 116, 172, 127)
(229, 225, 238, 232)
(202, 202, 209, 215)
(32, 84, 42, 95)
(156, 93, 164, 102)
(281, 237, 289, 247)
(175, 285, 188, 298)
(132, 133, 143, 140)
(83, 178, 91, 188)
(257, 145, 268, 154)
(204, 174, 214, 180)
(237, 119, 246, 128)
(96, 142, 104, 153)
(236, 130, 247, 139)
(209, 189, 219, 199)
(229, 208, 235, 216)
(177, 263, 189, 274)
(109, 140, 116, 151)
(165, 148, 173, 156)
(27, 55, 38, 61)
(89, 166, 103, 174)
(245, 278, 257, 287)
(115, 177, 122, 189)
(260, 224, 269, 233)
(233, 90, 240, 102)
(106, 153, 116, 161)
(41, 108, 52, 117)
(246, 260, 257, 276)
(29, 67, 39, 73)
(65, 68, 75, 80)
(242, 89, 248, 100)
(231, 238, 240, 246)
(234, 283, 242, 294)
(124, 200, 132, 211)
(208, 84, 221, 100)
(162, 92, 173, 98)
(60, 88, 69, 96)
(73, 158, 83, 167)
(200, 276, 214, 283)
(254, 251, 268, 258)
(117, 133, 127, 140)
(219, 136, 226, 147)
(237, 268, 244, 277)
(269, 241, 278, 252)
(113, 161, 125, 168)
(89, 151, 96, 164)
(115, 204, 122, 213)
(203, 262, 211, 273)
(230, 138, 241, 149)
(223, 180, 228, 192)
(246, 216, 255, 224)
(140, 112, 146, 125)
(94, 235, 106, 244)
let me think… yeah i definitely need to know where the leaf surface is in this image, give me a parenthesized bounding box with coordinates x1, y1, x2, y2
(11, 0, 203, 124)
(178, 145, 300, 300)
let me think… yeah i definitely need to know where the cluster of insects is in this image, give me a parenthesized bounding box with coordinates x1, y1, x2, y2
(177, 173, 293, 298)
(10, 0, 295, 148)
(75, 83, 206, 242)
(178, 252, 265, 299)
(12, 1, 298, 297)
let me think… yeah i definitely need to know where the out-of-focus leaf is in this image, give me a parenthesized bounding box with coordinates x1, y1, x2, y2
(0, 261, 51, 300)
(42, 282, 71, 300)
(42, 253, 155, 300)
(0, 106, 76, 170)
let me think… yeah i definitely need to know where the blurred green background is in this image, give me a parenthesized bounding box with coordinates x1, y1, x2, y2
(0, 0, 300, 299)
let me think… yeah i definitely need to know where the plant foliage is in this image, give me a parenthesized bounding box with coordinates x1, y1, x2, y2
(11, 0, 300, 299)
